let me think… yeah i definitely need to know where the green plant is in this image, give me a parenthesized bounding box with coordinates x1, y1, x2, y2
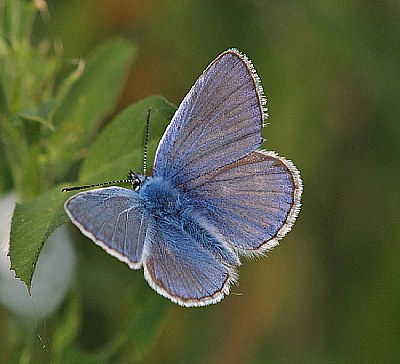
(0, 1, 171, 361)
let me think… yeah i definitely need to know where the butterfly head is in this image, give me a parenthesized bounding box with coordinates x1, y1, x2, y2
(128, 170, 146, 191)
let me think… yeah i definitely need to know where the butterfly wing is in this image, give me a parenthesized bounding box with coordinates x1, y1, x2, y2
(64, 187, 148, 269)
(182, 150, 302, 255)
(153, 48, 265, 185)
(153, 48, 302, 255)
(143, 217, 238, 307)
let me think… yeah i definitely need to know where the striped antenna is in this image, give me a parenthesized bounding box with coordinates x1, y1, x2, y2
(62, 108, 151, 193)
(62, 170, 140, 192)
(143, 106, 151, 175)
(62, 178, 131, 192)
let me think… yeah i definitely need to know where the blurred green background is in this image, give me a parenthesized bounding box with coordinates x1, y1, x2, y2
(1, 0, 400, 362)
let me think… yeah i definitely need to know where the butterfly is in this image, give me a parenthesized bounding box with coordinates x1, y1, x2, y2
(64, 48, 302, 307)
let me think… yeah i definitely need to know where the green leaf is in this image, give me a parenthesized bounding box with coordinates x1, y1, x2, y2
(9, 96, 175, 295)
(77, 95, 176, 183)
(54, 38, 136, 128)
(9, 187, 69, 292)
(46, 38, 137, 180)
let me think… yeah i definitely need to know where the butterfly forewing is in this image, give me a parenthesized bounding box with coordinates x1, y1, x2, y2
(64, 187, 148, 269)
(153, 49, 265, 185)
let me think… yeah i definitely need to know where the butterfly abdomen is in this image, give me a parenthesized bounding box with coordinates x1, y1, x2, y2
(178, 213, 240, 267)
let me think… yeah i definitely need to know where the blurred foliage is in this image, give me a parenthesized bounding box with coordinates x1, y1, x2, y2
(1, 0, 399, 363)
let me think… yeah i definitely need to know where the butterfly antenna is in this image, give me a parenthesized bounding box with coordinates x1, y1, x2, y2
(62, 178, 131, 192)
(143, 106, 151, 176)
(63, 108, 152, 193)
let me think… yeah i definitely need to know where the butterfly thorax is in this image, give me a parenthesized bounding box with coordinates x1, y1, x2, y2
(138, 175, 239, 267)
(138, 176, 186, 218)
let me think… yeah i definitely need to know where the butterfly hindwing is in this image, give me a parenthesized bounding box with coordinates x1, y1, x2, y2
(64, 187, 148, 269)
(143, 217, 238, 307)
(182, 150, 302, 254)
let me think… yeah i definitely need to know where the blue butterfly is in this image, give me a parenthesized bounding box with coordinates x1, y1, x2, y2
(64, 49, 302, 307)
